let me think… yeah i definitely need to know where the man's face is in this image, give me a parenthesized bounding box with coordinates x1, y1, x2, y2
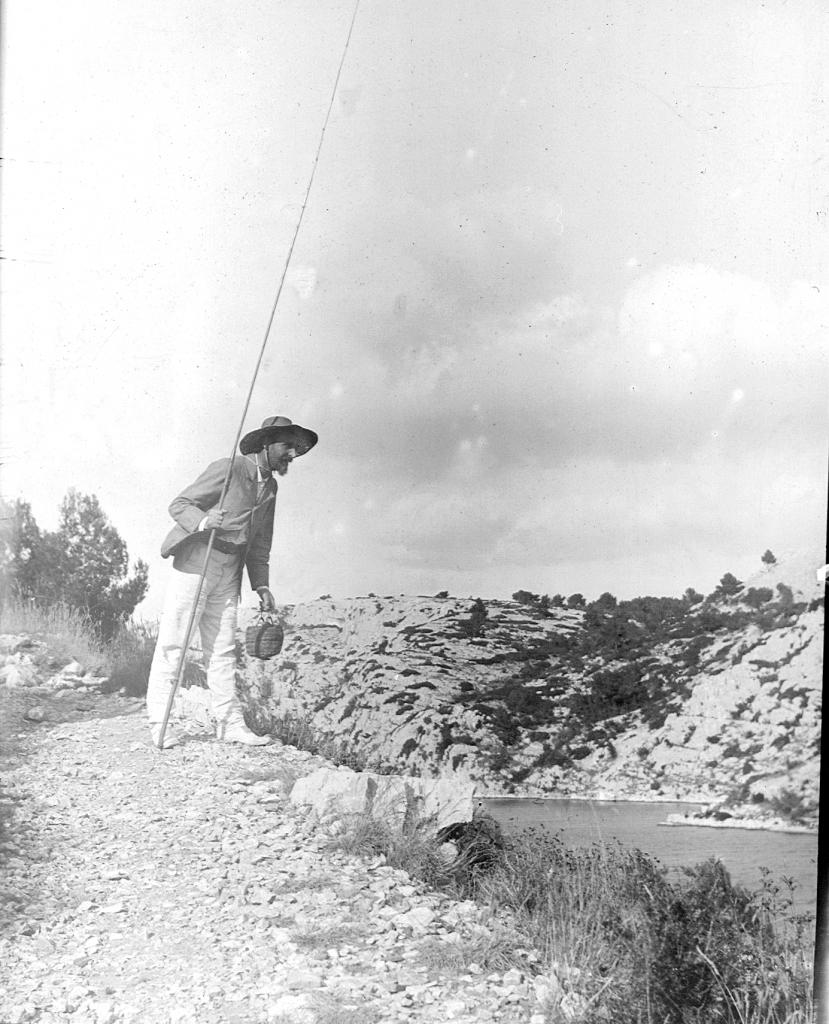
(265, 441, 295, 476)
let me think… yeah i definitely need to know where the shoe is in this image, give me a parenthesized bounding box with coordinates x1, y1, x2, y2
(216, 720, 271, 746)
(149, 724, 181, 749)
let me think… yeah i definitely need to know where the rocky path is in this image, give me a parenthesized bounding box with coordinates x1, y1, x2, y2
(0, 697, 549, 1024)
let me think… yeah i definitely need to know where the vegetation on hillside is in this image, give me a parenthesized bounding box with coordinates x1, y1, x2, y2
(454, 554, 821, 782)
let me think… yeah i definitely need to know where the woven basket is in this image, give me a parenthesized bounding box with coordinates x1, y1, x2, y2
(245, 615, 284, 660)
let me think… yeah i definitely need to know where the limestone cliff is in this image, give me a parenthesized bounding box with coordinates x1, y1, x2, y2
(237, 557, 823, 828)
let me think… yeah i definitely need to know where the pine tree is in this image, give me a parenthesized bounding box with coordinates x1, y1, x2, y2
(714, 572, 744, 598)
(24, 490, 148, 638)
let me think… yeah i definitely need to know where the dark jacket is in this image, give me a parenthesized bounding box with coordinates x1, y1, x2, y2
(160, 457, 277, 591)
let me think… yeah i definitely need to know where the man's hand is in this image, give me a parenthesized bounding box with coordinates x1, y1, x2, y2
(257, 586, 276, 613)
(202, 508, 226, 530)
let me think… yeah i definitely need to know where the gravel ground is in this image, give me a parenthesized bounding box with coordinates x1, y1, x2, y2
(0, 690, 553, 1024)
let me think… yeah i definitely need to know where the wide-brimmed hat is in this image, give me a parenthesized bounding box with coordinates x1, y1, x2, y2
(239, 416, 318, 456)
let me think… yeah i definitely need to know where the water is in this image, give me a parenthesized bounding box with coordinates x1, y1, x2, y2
(482, 797, 819, 919)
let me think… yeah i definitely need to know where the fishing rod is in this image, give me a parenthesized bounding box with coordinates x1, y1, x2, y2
(156, 0, 362, 749)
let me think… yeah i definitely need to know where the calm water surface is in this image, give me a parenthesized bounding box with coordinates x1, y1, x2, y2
(482, 797, 818, 919)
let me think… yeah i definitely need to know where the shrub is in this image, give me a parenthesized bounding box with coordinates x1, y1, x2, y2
(592, 591, 618, 612)
(103, 621, 158, 695)
(535, 745, 571, 770)
(767, 788, 812, 825)
(713, 572, 744, 598)
(743, 586, 774, 609)
(462, 598, 488, 638)
(399, 737, 418, 759)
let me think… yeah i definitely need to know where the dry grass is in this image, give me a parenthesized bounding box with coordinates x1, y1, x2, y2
(419, 928, 528, 976)
(262, 710, 395, 774)
(0, 599, 108, 672)
(324, 812, 458, 892)
(0, 599, 161, 697)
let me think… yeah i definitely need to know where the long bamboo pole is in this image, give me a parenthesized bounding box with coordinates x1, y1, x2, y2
(154, 0, 362, 749)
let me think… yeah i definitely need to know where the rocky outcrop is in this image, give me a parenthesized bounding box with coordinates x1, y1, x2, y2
(0, 635, 109, 694)
(290, 766, 479, 831)
(235, 558, 822, 828)
(527, 607, 822, 822)
(236, 594, 581, 784)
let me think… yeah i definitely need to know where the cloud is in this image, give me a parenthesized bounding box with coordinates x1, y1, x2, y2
(302, 262, 823, 482)
(268, 256, 827, 606)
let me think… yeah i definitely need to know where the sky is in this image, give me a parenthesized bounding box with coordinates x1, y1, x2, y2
(2, 0, 827, 619)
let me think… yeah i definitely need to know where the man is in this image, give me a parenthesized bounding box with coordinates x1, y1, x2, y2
(146, 415, 318, 748)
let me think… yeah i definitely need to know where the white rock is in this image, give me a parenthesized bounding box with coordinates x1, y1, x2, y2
(92, 998, 117, 1023)
(371, 775, 417, 829)
(438, 841, 458, 863)
(267, 993, 314, 1022)
(444, 999, 467, 1018)
(290, 768, 374, 817)
(1, 663, 39, 688)
(560, 992, 589, 1020)
(416, 777, 478, 830)
(396, 906, 436, 931)
(290, 766, 477, 832)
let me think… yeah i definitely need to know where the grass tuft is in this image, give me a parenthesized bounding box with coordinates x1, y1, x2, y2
(260, 709, 397, 774)
(325, 812, 459, 892)
(419, 928, 527, 976)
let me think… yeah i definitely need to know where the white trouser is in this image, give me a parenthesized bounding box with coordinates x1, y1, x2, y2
(146, 545, 244, 729)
